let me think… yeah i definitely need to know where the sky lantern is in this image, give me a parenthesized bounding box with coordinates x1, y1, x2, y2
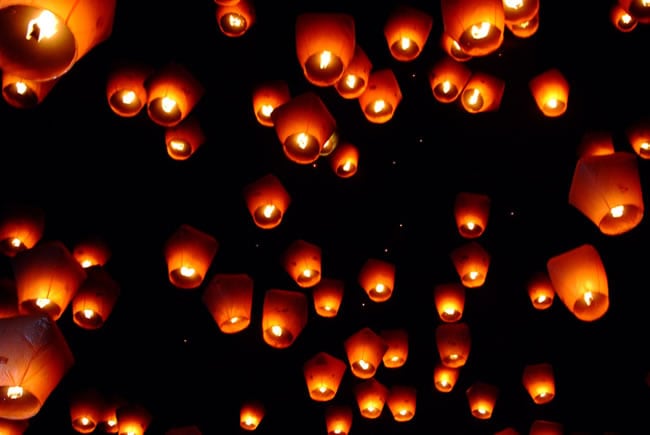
(0, 204, 44, 258)
(383, 4, 433, 62)
(115, 404, 151, 435)
(72, 235, 111, 269)
(164, 115, 205, 161)
(450, 241, 490, 288)
(522, 362, 555, 404)
(312, 277, 344, 318)
(466, 381, 498, 419)
(303, 352, 347, 402)
(1, 71, 58, 108)
(440, 0, 504, 57)
(335, 45, 372, 99)
(261, 289, 308, 349)
(164, 224, 218, 290)
(577, 130, 615, 158)
(529, 419, 563, 435)
(240, 400, 265, 431)
(146, 62, 204, 128)
(454, 191, 491, 238)
(344, 327, 388, 379)
(358, 68, 402, 124)
(503, 0, 539, 24)
(435, 322, 471, 368)
(460, 71, 505, 114)
(526, 271, 555, 310)
(282, 239, 322, 288)
(625, 117, 650, 159)
(429, 55, 472, 103)
(618, 0, 650, 23)
(71, 266, 120, 330)
(202, 273, 254, 334)
(69, 388, 104, 434)
(506, 12, 539, 38)
(358, 258, 396, 302)
(354, 378, 388, 419)
(330, 142, 359, 178)
(215, 0, 255, 37)
(440, 33, 472, 62)
(610, 3, 638, 32)
(105, 62, 151, 118)
(529, 68, 570, 117)
(380, 328, 409, 369)
(434, 282, 465, 322)
(433, 363, 459, 393)
(252, 80, 290, 127)
(243, 173, 291, 230)
(386, 385, 416, 422)
(324, 405, 353, 435)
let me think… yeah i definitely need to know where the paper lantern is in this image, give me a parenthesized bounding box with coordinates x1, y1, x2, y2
(0, 278, 19, 319)
(0, 204, 44, 257)
(215, 0, 255, 37)
(466, 381, 498, 419)
(358, 258, 396, 303)
(610, 3, 638, 32)
(522, 362, 555, 404)
(526, 271, 555, 310)
(503, 0, 539, 24)
(330, 142, 359, 178)
(164, 115, 205, 161)
(335, 45, 372, 99)
(0, 314, 74, 420)
(577, 130, 615, 158)
(625, 117, 650, 159)
(380, 328, 408, 368)
(105, 63, 151, 117)
(72, 236, 111, 269)
(460, 72, 505, 113)
(433, 363, 459, 392)
(0, 0, 116, 81)
(440, 33, 472, 62)
(251, 80, 290, 127)
(353, 378, 388, 419)
(440, 0, 504, 57)
(202, 273, 253, 334)
(454, 191, 491, 238)
(569, 151, 644, 236)
(12, 240, 87, 320)
(0, 418, 28, 434)
(243, 173, 291, 229)
(384, 5, 433, 62)
(618, 0, 650, 23)
(546, 244, 609, 322)
(1, 71, 58, 108)
(429, 55, 472, 103)
(240, 400, 264, 431)
(164, 224, 219, 290)
(386, 385, 416, 422)
(312, 277, 344, 318)
(529, 419, 563, 435)
(115, 404, 151, 435)
(324, 405, 352, 435)
(344, 327, 388, 379)
(433, 282, 465, 322)
(450, 241, 490, 288)
(72, 266, 120, 330)
(295, 12, 356, 87)
(282, 239, 322, 288)
(529, 68, 570, 117)
(146, 62, 204, 128)
(435, 322, 471, 368)
(303, 352, 347, 402)
(506, 12, 539, 38)
(69, 388, 103, 434)
(261, 289, 308, 349)
(97, 396, 124, 433)
(358, 68, 402, 124)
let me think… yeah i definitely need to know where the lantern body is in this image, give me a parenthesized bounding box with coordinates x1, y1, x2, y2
(216, 0, 255, 37)
(506, 12, 539, 38)
(0, 0, 116, 81)
(330, 142, 359, 178)
(618, 0, 650, 23)
(440, 33, 472, 62)
(466, 381, 498, 419)
(460, 72, 505, 113)
(164, 224, 219, 289)
(435, 322, 471, 368)
(546, 244, 609, 322)
(610, 4, 638, 32)
(380, 328, 408, 368)
(202, 273, 253, 334)
(0, 314, 74, 420)
(450, 241, 490, 288)
(324, 405, 352, 435)
(261, 289, 308, 349)
(69, 388, 103, 434)
(282, 239, 322, 288)
(0, 204, 44, 257)
(383, 5, 433, 62)
(252, 80, 290, 127)
(0, 418, 28, 434)
(164, 116, 205, 161)
(503, 0, 539, 24)
(429, 55, 472, 103)
(73, 236, 111, 269)
(344, 327, 388, 379)
(353, 378, 388, 419)
(433, 363, 459, 392)
(146, 62, 204, 127)
(358, 258, 396, 302)
(106, 63, 152, 117)
(115, 404, 151, 435)
(625, 118, 650, 159)
(529, 68, 569, 117)
(72, 266, 120, 330)
(335, 45, 372, 99)
(358, 68, 402, 124)
(529, 419, 563, 435)
(312, 277, 344, 318)
(522, 363, 555, 404)
(303, 352, 347, 402)
(577, 130, 615, 158)
(527, 272, 555, 310)
(569, 151, 644, 236)
(454, 191, 491, 238)
(243, 173, 291, 230)
(386, 385, 416, 422)
(440, 0, 504, 57)
(433, 282, 465, 322)
(1, 72, 57, 108)
(240, 400, 264, 430)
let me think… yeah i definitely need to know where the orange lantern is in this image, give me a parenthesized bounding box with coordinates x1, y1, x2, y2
(429, 55, 472, 103)
(0, 418, 28, 434)
(69, 388, 103, 434)
(380, 328, 408, 368)
(164, 224, 219, 289)
(98, 395, 124, 433)
(72, 266, 120, 330)
(202, 273, 253, 334)
(295, 12, 356, 87)
(546, 244, 609, 322)
(0, 278, 19, 319)
(353, 378, 388, 419)
(105, 63, 152, 117)
(460, 72, 505, 114)
(610, 3, 638, 32)
(522, 362, 555, 404)
(433, 282, 465, 322)
(312, 277, 344, 318)
(358, 258, 396, 303)
(243, 173, 291, 230)
(303, 352, 347, 402)
(529, 419, 563, 435)
(146, 62, 204, 127)
(164, 115, 205, 161)
(526, 271, 555, 310)
(115, 404, 151, 435)
(0, 0, 116, 81)
(335, 45, 372, 99)
(0, 204, 44, 257)
(440, 33, 472, 62)
(506, 13, 539, 38)
(433, 363, 459, 393)
(625, 117, 650, 159)
(440, 0, 504, 57)
(454, 191, 491, 238)
(240, 400, 265, 431)
(261, 289, 308, 349)
(12, 240, 87, 320)
(466, 381, 498, 419)
(577, 130, 615, 158)
(324, 405, 353, 435)
(569, 151, 644, 236)
(0, 314, 74, 420)
(282, 239, 322, 288)
(330, 142, 359, 178)
(344, 327, 388, 379)
(450, 241, 490, 288)
(383, 5, 433, 62)
(215, 0, 255, 37)
(72, 235, 111, 269)
(358, 68, 402, 124)
(1, 72, 58, 108)
(435, 322, 471, 368)
(503, 0, 539, 24)
(252, 80, 291, 127)
(529, 68, 569, 117)
(618, 0, 650, 23)
(386, 385, 416, 422)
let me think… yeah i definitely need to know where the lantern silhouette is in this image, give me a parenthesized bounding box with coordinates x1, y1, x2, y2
(440, 0, 504, 57)
(335, 45, 372, 99)
(344, 327, 388, 379)
(0, 204, 44, 257)
(358, 258, 396, 303)
(434, 282, 466, 322)
(618, 0, 650, 23)
(450, 241, 490, 288)
(72, 266, 120, 330)
(527, 271, 555, 310)
(240, 400, 265, 430)
(380, 328, 408, 368)
(252, 80, 290, 127)
(243, 174, 291, 230)
(164, 224, 219, 289)
(69, 388, 103, 434)
(433, 363, 459, 392)
(303, 352, 347, 402)
(625, 117, 650, 159)
(460, 72, 505, 114)
(282, 239, 322, 288)
(435, 322, 471, 368)
(312, 277, 344, 318)
(0, 314, 74, 420)
(106, 63, 151, 117)
(506, 13, 539, 38)
(577, 130, 615, 158)
(330, 142, 359, 178)
(384, 5, 433, 62)
(466, 381, 498, 419)
(215, 0, 255, 37)
(295, 12, 356, 87)
(429, 55, 472, 103)
(202, 273, 253, 334)
(0, 0, 116, 81)
(0, 278, 19, 319)
(261, 289, 308, 349)
(164, 115, 205, 161)
(1, 72, 58, 108)
(503, 0, 539, 24)
(12, 240, 87, 320)
(529, 68, 569, 117)
(569, 151, 644, 236)
(325, 405, 352, 435)
(454, 191, 491, 238)
(386, 385, 416, 422)
(146, 62, 204, 127)
(522, 363, 555, 404)
(73, 236, 111, 269)
(610, 4, 638, 32)
(359, 68, 402, 124)
(354, 378, 388, 419)
(0, 418, 28, 434)
(440, 33, 472, 62)
(115, 404, 151, 435)
(529, 419, 563, 435)
(546, 244, 609, 322)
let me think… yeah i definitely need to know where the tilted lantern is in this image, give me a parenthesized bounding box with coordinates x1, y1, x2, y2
(0, 278, 19, 319)
(354, 378, 388, 419)
(383, 5, 433, 62)
(115, 404, 151, 435)
(440, 33, 472, 62)
(164, 115, 205, 161)
(73, 235, 111, 269)
(1, 72, 58, 108)
(460, 71, 505, 114)
(610, 4, 638, 32)
(435, 322, 471, 368)
(243, 173, 291, 230)
(312, 277, 344, 318)
(527, 271, 555, 310)
(202, 273, 254, 334)
(330, 142, 359, 178)
(440, 0, 505, 57)
(146, 62, 204, 128)
(164, 224, 219, 290)
(450, 241, 490, 288)
(429, 55, 472, 103)
(261, 289, 308, 349)
(358, 68, 402, 124)
(433, 282, 465, 322)
(503, 0, 539, 25)
(380, 328, 408, 368)
(433, 363, 459, 393)
(105, 63, 152, 118)
(303, 352, 347, 402)
(215, 0, 255, 37)
(529, 419, 563, 435)
(69, 388, 103, 434)
(466, 381, 498, 419)
(335, 45, 372, 99)
(240, 400, 265, 431)
(529, 68, 570, 118)
(625, 117, 650, 159)
(0, 204, 44, 257)
(252, 80, 290, 127)
(506, 12, 539, 38)
(282, 239, 322, 288)
(386, 385, 416, 422)
(454, 191, 491, 239)
(522, 362, 555, 404)
(72, 266, 120, 330)
(618, 0, 650, 23)
(324, 405, 352, 435)
(358, 258, 396, 302)
(344, 327, 388, 379)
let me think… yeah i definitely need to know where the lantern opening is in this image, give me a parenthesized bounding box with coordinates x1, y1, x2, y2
(109, 91, 142, 116)
(219, 13, 248, 36)
(0, 386, 40, 419)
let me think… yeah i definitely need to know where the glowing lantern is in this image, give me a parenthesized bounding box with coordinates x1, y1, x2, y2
(98, 396, 123, 433)
(344, 327, 388, 379)
(354, 378, 388, 419)
(12, 240, 87, 320)
(0, 0, 116, 81)
(0, 278, 19, 319)
(261, 289, 308, 349)
(440, 0, 505, 57)
(303, 352, 347, 402)
(164, 116, 205, 161)
(429, 55, 472, 103)
(69, 388, 103, 434)
(115, 404, 151, 435)
(529, 68, 569, 117)
(460, 72, 505, 114)
(72, 236, 111, 269)
(610, 3, 638, 32)
(527, 271, 555, 310)
(440, 33, 472, 62)
(503, 0, 539, 24)
(466, 381, 498, 419)
(358, 68, 402, 124)
(433, 363, 459, 392)
(0, 204, 44, 257)
(454, 191, 491, 238)
(1, 72, 58, 108)
(569, 151, 644, 235)
(252, 80, 290, 127)
(202, 273, 253, 334)
(335, 45, 372, 99)
(433, 282, 465, 322)
(380, 328, 408, 368)
(164, 224, 219, 290)
(0, 418, 28, 434)
(72, 266, 120, 330)
(625, 117, 650, 159)
(386, 385, 416, 422)
(577, 130, 615, 158)
(435, 322, 471, 368)
(146, 62, 204, 128)
(282, 239, 322, 288)
(529, 419, 563, 435)
(546, 244, 609, 322)
(240, 400, 265, 430)
(215, 0, 255, 37)
(450, 241, 490, 288)
(105, 63, 151, 117)
(325, 405, 352, 435)
(312, 277, 344, 318)
(522, 362, 555, 404)
(506, 12, 539, 38)
(358, 258, 396, 303)
(243, 173, 291, 229)
(295, 12, 356, 87)
(0, 314, 74, 420)
(384, 5, 433, 62)
(618, 0, 650, 23)
(330, 142, 359, 178)
(271, 92, 336, 164)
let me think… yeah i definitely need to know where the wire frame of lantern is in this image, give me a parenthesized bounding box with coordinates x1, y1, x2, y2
(252, 80, 291, 127)
(358, 257, 396, 303)
(115, 404, 151, 435)
(440, 0, 505, 57)
(0, 278, 19, 319)
(386, 385, 416, 422)
(569, 151, 644, 236)
(295, 12, 356, 87)
(303, 352, 347, 402)
(546, 244, 609, 322)
(325, 405, 353, 435)
(466, 381, 498, 419)
(164, 224, 219, 290)
(526, 271, 555, 310)
(240, 400, 265, 431)
(146, 62, 204, 128)
(243, 173, 291, 230)
(503, 0, 539, 24)
(506, 12, 539, 38)
(0, 314, 74, 420)
(215, 0, 255, 37)
(335, 45, 372, 99)
(440, 33, 472, 62)
(202, 273, 253, 334)
(522, 362, 555, 405)
(429, 55, 472, 103)
(450, 241, 490, 288)
(0, 204, 45, 257)
(380, 328, 408, 368)
(625, 117, 650, 159)
(460, 71, 505, 114)
(73, 235, 111, 269)
(344, 327, 388, 379)
(106, 63, 152, 117)
(282, 239, 322, 288)
(312, 277, 344, 318)
(0, 417, 29, 434)
(0, 0, 116, 81)
(618, 0, 650, 23)
(454, 191, 491, 239)
(577, 130, 615, 158)
(434, 282, 466, 322)
(330, 142, 359, 178)
(383, 5, 433, 62)
(69, 388, 104, 434)
(72, 266, 120, 330)
(529, 68, 569, 117)
(354, 378, 388, 419)
(261, 289, 308, 349)
(359, 68, 403, 124)
(165, 115, 205, 161)
(435, 322, 471, 368)
(529, 419, 564, 435)
(610, 4, 638, 32)
(1, 72, 58, 108)
(433, 363, 459, 393)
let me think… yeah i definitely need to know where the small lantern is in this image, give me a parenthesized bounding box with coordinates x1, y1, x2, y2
(164, 224, 219, 290)
(610, 4, 638, 32)
(454, 191, 491, 238)
(429, 55, 472, 103)
(98, 396, 123, 433)
(261, 289, 308, 349)
(325, 405, 352, 435)
(240, 400, 265, 430)
(202, 273, 254, 334)
(282, 239, 322, 288)
(506, 13, 539, 38)
(466, 381, 498, 419)
(303, 352, 347, 402)
(434, 282, 466, 322)
(115, 404, 151, 435)
(503, 0, 539, 24)
(0, 418, 28, 434)
(73, 235, 111, 269)
(0, 204, 45, 257)
(69, 388, 103, 434)
(106, 63, 152, 117)
(330, 142, 359, 178)
(522, 362, 555, 404)
(380, 328, 408, 368)
(335, 45, 372, 99)
(435, 322, 471, 368)
(386, 385, 416, 422)
(72, 266, 120, 330)
(252, 80, 290, 127)
(312, 277, 344, 318)
(450, 241, 490, 288)
(243, 173, 291, 230)
(358, 68, 402, 124)
(618, 0, 650, 23)
(215, 0, 255, 37)
(529, 419, 563, 435)
(460, 72, 505, 114)
(626, 117, 650, 159)
(527, 272, 555, 310)
(440, 33, 472, 62)
(577, 130, 615, 158)
(433, 363, 459, 393)
(529, 68, 570, 117)
(164, 115, 205, 161)
(344, 327, 388, 379)
(358, 258, 396, 302)
(384, 5, 433, 62)
(0, 278, 19, 319)
(354, 378, 388, 419)
(146, 62, 204, 128)
(1, 72, 58, 108)
(440, 0, 505, 57)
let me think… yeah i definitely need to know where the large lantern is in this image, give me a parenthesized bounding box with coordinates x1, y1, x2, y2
(383, 5, 433, 62)
(261, 289, 308, 349)
(312, 277, 344, 318)
(526, 271, 555, 310)
(433, 363, 459, 393)
(0, 204, 44, 257)
(529, 68, 570, 117)
(344, 327, 388, 379)
(466, 381, 498, 419)
(522, 362, 555, 404)
(454, 191, 491, 238)
(324, 405, 353, 435)
(435, 322, 471, 368)
(71, 266, 120, 330)
(282, 239, 322, 288)
(335, 45, 372, 99)
(440, 33, 472, 62)
(440, 0, 505, 57)
(1, 71, 58, 108)
(460, 72, 505, 114)
(358, 258, 396, 302)
(105, 63, 152, 118)
(146, 62, 204, 128)
(354, 378, 388, 419)
(450, 241, 490, 288)
(164, 224, 219, 290)
(164, 116, 205, 161)
(240, 400, 265, 431)
(429, 55, 472, 103)
(215, 0, 255, 37)
(618, 0, 650, 23)
(202, 273, 254, 334)
(115, 404, 151, 435)
(358, 68, 402, 124)
(380, 328, 408, 368)
(303, 352, 347, 402)
(386, 385, 416, 422)
(433, 282, 466, 322)
(251, 80, 290, 127)
(610, 4, 638, 32)
(243, 173, 291, 230)
(69, 388, 103, 434)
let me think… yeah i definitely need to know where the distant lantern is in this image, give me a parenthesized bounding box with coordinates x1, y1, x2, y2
(354, 378, 388, 419)
(330, 142, 359, 178)
(72, 266, 120, 330)
(243, 173, 291, 229)
(569, 151, 644, 236)
(506, 12, 539, 38)
(282, 239, 322, 288)
(164, 224, 219, 290)
(503, 0, 539, 24)
(440, 33, 472, 62)
(69, 388, 103, 434)
(1, 72, 58, 108)
(12, 240, 87, 320)
(522, 362, 555, 404)
(0, 278, 19, 319)
(0, 204, 45, 257)
(0, 0, 116, 81)
(252, 80, 291, 127)
(335, 45, 372, 99)
(450, 241, 490, 288)
(344, 327, 388, 379)
(295, 12, 356, 87)
(386, 385, 416, 422)
(454, 191, 491, 238)
(146, 62, 204, 128)
(303, 352, 347, 402)
(610, 4, 638, 32)
(0, 418, 28, 434)
(215, 0, 255, 37)
(325, 405, 353, 435)
(440, 0, 505, 57)
(466, 381, 498, 419)
(460, 71, 505, 114)
(0, 314, 74, 420)
(271, 92, 336, 164)
(359, 68, 402, 124)
(577, 130, 615, 158)
(433, 282, 466, 322)
(384, 5, 433, 62)
(240, 400, 265, 431)
(433, 363, 459, 392)
(358, 258, 396, 303)
(202, 273, 254, 334)
(164, 116, 205, 161)
(529, 419, 563, 435)
(73, 236, 111, 269)
(546, 244, 609, 322)
(106, 63, 151, 117)
(115, 404, 151, 435)
(380, 328, 409, 368)
(625, 117, 650, 159)
(618, 0, 650, 23)
(312, 277, 344, 318)
(429, 55, 472, 103)
(529, 68, 569, 117)
(261, 289, 308, 349)
(527, 271, 555, 310)
(435, 322, 471, 368)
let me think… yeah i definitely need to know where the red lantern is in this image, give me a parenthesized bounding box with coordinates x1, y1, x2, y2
(72, 266, 120, 330)
(358, 258, 396, 303)
(358, 69, 402, 124)
(106, 63, 152, 117)
(618, 0, 650, 23)
(202, 273, 254, 334)
(344, 327, 388, 379)
(383, 5, 433, 62)
(440, 33, 472, 62)
(282, 239, 322, 288)
(330, 142, 359, 178)
(433, 282, 465, 322)
(435, 322, 471, 368)
(215, 0, 255, 37)
(146, 62, 204, 127)
(386, 385, 416, 422)
(261, 289, 308, 349)
(522, 363, 555, 404)
(324, 405, 352, 435)
(454, 191, 491, 238)
(0, 204, 45, 257)
(240, 400, 265, 430)
(433, 363, 459, 393)
(529, 68, 570, 117)
(252, 80, 290, 127)
(164, 116, 205, 161)
(1, 72, 58, 108)
(303, 352, 347, 402)
(164, 224, 219, 290)
(243, 173, 291, 229)
(450, 241, 490, 288)
(312, 277, 344, 318)
(526, 271, 555, 310)
(429, 56, 472, 103)
(335, 45, 372, 99)
(440, 0, 505, 57)
(466, 381, 498, 419)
